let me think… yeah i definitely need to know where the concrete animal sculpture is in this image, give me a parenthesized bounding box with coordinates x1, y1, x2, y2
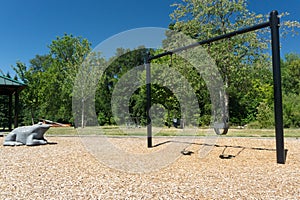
(3, 122, 50, 146)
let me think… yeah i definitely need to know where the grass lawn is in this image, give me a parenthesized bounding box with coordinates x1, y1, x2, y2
(44, 126, 300, 138)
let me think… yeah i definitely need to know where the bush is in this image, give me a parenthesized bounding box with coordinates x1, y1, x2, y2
(283, 94, 300, 128)
(197, 115, 212, 127)
(256, 102, 274, 128)
(247, 121, 263, 129)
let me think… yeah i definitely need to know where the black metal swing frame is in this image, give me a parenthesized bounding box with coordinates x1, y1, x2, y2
(144, 10, 285, 164)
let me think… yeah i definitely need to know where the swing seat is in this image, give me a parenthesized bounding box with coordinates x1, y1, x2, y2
(219, 154, 235, 159)
(213, 122, 229, 135)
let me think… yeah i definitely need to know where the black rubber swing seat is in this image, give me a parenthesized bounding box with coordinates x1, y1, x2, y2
(219, 154, 235, 159)
(213, 122, 229, 135)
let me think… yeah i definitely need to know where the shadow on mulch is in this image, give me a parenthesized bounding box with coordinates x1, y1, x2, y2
(46, 141, 58, 145)
(153, 140, 288, 161)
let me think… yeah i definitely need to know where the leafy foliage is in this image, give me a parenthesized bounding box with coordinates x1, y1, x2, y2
(169, 0, 273, 125)
(281, 53, 300, 128)
(2, 1, 299, 130)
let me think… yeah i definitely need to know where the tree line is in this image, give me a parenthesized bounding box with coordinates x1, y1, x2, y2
(1, 0, 299, 129)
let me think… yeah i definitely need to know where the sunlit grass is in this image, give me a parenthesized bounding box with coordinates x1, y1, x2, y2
(45, 126, 300, 138)
(226, 128, 300, 138)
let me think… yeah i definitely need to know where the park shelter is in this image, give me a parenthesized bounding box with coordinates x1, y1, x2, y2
(0, 75, 26, 130)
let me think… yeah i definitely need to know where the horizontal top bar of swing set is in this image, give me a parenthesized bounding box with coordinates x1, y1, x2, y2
(149, 21, 270, 61)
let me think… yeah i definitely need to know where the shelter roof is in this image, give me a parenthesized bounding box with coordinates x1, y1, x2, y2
(0, 75, 26, 95)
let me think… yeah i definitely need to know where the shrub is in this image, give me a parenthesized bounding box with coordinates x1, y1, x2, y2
(256, 102, 274, 128)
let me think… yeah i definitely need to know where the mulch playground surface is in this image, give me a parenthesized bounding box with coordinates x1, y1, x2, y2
(0, 136, 299, 199)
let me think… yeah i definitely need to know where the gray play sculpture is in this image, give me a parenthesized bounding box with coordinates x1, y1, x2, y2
(3, 122, 50, 146)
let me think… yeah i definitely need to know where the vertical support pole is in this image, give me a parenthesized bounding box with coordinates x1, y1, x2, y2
(8, 94, 12, 131)
(14, 90, 19, 129)
(270, 10, 285, 164)
(145, 53, 152, 148)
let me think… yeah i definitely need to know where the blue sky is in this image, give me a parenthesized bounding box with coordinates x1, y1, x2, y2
(0, 0, 299, 75)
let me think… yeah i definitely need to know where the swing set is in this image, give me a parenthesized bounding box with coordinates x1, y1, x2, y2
(144, 11, 286, 164)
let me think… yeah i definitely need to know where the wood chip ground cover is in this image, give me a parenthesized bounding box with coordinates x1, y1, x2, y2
(0, 136, 299, 199)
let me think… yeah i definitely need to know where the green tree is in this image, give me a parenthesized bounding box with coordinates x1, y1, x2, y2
(281, 53, 300, 127)
(73, 51, 106, 128)
(12, 62, 33, 125)
(38, 34, 91, 123)
(97, 47, 149, 126)
(282, 53, 300, 95)
(148, 49, 208, 127)
(169, 0, 296, 125)
(12, 34, 92, 125)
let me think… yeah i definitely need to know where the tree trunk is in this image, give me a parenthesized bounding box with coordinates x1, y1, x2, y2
(31, 107, 35, 125)
(81, 98, 85, 128)
(224, 91, 229, 123)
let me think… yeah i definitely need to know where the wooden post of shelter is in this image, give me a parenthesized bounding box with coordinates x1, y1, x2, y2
(14, 90, 19, 129)
(0, 75, 26, 131)
(8, 94, 12, 130)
